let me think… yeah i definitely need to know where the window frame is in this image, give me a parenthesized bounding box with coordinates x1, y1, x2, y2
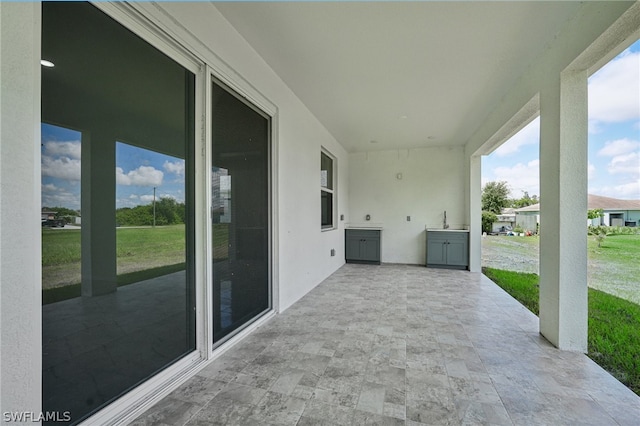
(321, 148, 337, 231)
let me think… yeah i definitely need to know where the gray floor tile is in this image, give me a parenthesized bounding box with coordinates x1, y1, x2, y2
(133, 264, 640, 425)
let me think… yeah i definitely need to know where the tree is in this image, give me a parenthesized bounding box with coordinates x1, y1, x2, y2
(588, 208, 604, 221)
(155, 197, 183, 225)
(511, 191, 538, 209)
(482, 211, 498, 233)
(482, 181, 510, 214)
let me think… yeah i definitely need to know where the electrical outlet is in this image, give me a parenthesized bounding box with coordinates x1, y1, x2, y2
(330, 249, 336, 256)
(407, 216, 411, 221)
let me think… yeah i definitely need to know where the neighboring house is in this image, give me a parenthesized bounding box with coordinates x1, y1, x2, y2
(515, 194, 640, 229)
(41, 209, 57, 221)
(492, 207, 516, 233)
(515, 204, 541, 232)
(3, 2, 640, 424)
(586, 194, 640, 227)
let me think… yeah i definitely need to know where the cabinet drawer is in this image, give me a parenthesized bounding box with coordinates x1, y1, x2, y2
(427, 231, 466, 241)
(345, 229, 380, 239)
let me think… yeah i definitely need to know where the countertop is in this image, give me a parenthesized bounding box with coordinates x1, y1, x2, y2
(425, 228, 470, 232)
(346, 223, 383, 230)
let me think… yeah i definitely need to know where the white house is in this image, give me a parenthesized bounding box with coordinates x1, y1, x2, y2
(491, 208, 517, 233)
(2, 2, 640, 424)
(586, 194, 640, 226)
(516, 194, 640, 229)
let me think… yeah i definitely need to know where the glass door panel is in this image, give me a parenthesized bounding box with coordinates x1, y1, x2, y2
(211, 81, 270, 344)
(41, 3, 195, 424)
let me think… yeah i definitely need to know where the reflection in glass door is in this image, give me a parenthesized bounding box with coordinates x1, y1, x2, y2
(41, 3, 195, 424)
(212, 80, 271, 344)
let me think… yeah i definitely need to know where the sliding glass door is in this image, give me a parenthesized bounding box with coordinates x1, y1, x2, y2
(211, 80, 271, 344)
(41, 3, 196, 424)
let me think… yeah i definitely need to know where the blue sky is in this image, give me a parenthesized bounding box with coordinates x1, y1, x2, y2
(41, 125, 185, 210)
(483, 39, 640, 200)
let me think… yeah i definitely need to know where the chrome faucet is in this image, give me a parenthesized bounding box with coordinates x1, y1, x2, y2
(443, 210, 449, 229)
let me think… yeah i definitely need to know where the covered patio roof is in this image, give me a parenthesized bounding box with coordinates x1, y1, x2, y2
(215, 2, 588, 153)
(133, 265, 640, 425)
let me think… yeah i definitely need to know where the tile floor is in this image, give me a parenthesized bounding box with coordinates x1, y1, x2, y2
(132, 264, 640, 425)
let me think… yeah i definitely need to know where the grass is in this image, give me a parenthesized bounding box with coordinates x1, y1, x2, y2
(42, 225, 187, 268)
(42, 224, 230, 303)
(588, 233, 639, 268)
(588, 234, 640, 303)
(483, 233, 640, 304)
(484, 266, 640, 396)
(43, 225, 187, 302)
(483, 268, 539, 314)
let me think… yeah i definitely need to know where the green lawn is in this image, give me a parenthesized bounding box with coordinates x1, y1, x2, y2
(42, 225, 187, 302)
(43, 225, 187, 268)
(484, 266, 640, 396)
(588, 234, 640, 303)
(42, 224, 230, 298)
(483, 233, 640, 304)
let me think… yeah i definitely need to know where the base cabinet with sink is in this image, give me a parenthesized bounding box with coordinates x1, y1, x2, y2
(345, 229, 381, 264)
(426, 230, 468, 270)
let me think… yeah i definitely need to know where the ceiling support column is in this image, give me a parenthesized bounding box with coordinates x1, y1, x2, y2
(539, 69, 588, 352)
(81, 131, 117, 297)
(468, 154, 482, 273)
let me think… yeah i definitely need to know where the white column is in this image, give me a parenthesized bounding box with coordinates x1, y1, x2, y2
(81, 131, 117, 297)
(469, 155, 482, 273)
(539, 70, 588, 352)
(0, 2, 43, 416)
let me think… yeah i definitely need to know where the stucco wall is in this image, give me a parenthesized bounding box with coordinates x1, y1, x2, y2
(348, 147, 466, 265)
(0, 2, 43, 417)
(146, 2, 350, 312)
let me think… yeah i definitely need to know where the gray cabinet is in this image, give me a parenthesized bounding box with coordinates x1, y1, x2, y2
(426, 231, 468, 269)
(345, 229, 381, 264)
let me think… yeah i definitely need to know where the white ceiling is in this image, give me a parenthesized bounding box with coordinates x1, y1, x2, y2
(215, 2, 583, 153)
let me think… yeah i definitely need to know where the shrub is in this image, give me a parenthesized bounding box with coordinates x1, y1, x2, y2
(482, 211, 497, 233)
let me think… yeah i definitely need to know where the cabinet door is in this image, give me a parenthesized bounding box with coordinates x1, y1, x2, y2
(426, 239, 446, 265)
(346, 236, 363, 260)
(361, 238, 380, 262)
(446, 239, 468, 266)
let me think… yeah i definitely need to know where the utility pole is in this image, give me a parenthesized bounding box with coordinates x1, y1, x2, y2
(153, 186, 156, 228)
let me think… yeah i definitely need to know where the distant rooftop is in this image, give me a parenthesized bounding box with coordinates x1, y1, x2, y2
(515, 194, 640, 213)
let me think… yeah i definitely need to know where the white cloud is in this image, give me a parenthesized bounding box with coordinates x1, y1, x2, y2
(43, 141, 81, 159)
(597, 138, 640, 157)
(588, 49, 640, 127)
(163, 160, 185, 176)
(607, 151, 639, 178)
(116, 165, 163, 186)
(493, 117, 539, 157)
(43, 183, 58, 192)
(42, 189, 80, 209)
(139, 194, 155, 203)
(590, 181, 640, 200)
(42, 155, 81, 181)
(159, 193, 177, 201)
(588, 162, 596, 179)
(492, 159, 540, 198)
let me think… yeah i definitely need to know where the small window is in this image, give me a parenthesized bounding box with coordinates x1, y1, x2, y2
(321, 150, 335, 229)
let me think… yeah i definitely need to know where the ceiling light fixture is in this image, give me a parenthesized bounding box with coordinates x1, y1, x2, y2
(40, 59, 55, 68)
